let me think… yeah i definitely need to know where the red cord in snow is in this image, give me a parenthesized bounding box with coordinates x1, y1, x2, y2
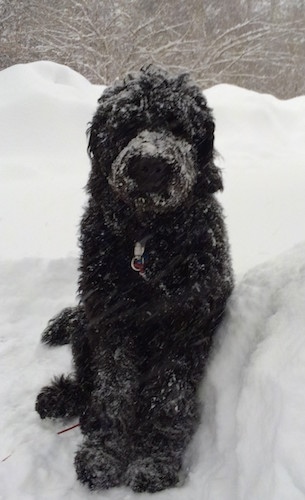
(1, 423, 80, 463)
(57, 422, 80, 435)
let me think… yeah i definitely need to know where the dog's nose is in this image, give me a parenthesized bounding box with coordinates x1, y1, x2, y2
(129, 157, 170, 192)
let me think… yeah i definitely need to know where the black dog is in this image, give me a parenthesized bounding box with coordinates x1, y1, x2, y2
(36, 66, 233, 493)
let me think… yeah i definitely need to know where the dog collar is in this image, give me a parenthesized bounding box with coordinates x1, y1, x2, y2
(131, 235, 152, 277)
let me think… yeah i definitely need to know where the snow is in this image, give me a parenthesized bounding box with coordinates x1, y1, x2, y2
(206, 84, 305, 276)
(0, 61, 103, 260)
(1, 61, 305, 499)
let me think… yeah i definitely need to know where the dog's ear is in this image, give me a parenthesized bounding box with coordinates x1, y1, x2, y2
(87, 118, 107, 164)
(199, 158, 223, 193)
(174, 76, 223, 194)
(195, 111, 223, 194)
(87, 123, 95, 159)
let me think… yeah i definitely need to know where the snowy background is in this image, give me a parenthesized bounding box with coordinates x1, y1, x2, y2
(1, 61, 305, 499)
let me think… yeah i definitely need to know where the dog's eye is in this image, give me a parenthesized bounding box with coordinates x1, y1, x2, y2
(167, 119, 185, 137)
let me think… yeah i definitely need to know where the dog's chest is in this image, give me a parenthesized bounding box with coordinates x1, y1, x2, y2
(101, 229, 187, 299)
(128, 230, 187, 283)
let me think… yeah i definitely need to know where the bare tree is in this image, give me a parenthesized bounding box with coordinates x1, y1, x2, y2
(1, 0, 304, 98)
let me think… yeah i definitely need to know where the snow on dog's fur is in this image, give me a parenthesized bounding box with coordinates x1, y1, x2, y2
(35, 66, 233, 493)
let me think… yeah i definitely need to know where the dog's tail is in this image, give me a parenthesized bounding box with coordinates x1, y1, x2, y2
(41, 305, 85, 346)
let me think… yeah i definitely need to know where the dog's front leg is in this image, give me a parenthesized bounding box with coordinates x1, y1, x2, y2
(75, 328, 138, 490)
(125, 348, 205, 493)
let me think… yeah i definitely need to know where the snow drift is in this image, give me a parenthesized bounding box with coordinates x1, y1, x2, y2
(1, 61, 305, 500)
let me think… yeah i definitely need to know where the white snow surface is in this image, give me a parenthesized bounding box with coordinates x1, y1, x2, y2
(1, 61, 305, 499)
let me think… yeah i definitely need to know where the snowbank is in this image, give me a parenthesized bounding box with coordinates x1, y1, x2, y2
(0, 61, 103, 260)
(205, 84, 305, 276)
(1, 61, 305, 499)
(193, 242, 305, 500)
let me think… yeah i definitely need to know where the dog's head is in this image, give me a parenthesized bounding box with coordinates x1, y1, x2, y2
(88, 66, 222, 215)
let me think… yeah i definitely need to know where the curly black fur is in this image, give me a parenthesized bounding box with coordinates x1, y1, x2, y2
(35, 66, 233, 493)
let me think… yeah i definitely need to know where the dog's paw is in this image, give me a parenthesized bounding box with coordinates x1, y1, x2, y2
(35, 376, 81, 419)
(35, 385, 65, 419)
(124, 456, 180, 492)
(41, 307, 76, 346)
(74, 439, 125, 490)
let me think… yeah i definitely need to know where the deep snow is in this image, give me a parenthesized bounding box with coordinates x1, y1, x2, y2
(1, 61, 305, 500)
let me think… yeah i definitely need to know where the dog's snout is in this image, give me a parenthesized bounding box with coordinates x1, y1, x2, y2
(129, 157, 170, 192)
(110, 130, 196, 212)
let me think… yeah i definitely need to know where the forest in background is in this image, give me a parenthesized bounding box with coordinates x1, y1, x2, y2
(1, 0, 304, 98)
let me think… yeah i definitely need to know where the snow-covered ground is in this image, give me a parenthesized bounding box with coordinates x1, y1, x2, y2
(1, 61, 305, 500)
